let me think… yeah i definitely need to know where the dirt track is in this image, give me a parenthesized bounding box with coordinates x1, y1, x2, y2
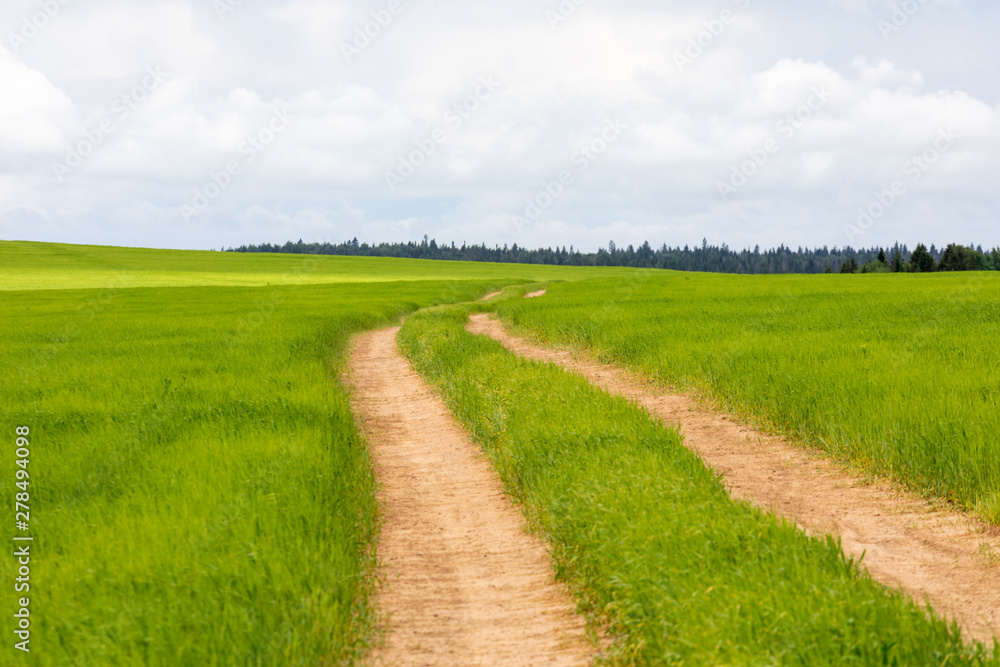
(467, 313, 1000, 644)
(348, 327, 592, 666)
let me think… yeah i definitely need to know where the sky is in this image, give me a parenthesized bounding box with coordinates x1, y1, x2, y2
(1, 0, 999, 253)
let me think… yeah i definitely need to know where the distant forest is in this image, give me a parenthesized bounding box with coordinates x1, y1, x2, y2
(228, 238, 1000, 275)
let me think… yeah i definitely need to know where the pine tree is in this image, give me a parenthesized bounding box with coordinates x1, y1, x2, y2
(891, 249, 903, 273)
(938, 244, 980, 271)
(910, 244, 936, 273)
(877, 248, 887, 264)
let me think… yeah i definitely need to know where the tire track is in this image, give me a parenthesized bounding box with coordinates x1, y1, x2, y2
(348, 327, 593, 666)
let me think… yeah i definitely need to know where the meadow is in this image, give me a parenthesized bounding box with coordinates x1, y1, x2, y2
(497, 271, 1000, 524)
(400, 297, 998, 665)
(5, 240, 1000, 664)
(0, 241, 599, 664)
(0, 241, 631, 291)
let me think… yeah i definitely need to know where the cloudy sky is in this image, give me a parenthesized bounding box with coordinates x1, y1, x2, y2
(1, 0, 998, 252)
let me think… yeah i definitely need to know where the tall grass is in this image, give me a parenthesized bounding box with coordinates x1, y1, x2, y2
(1, 280, 501, 665)
(498, 272, 1000, 524)
(400, 302, 998, 665)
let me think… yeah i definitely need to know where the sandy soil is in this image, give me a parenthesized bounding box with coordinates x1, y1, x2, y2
(479, 291, 502, 301)
(348, 327, 593, 666)
(467, 313, 1000, 644)
(524, 290, 547, 299)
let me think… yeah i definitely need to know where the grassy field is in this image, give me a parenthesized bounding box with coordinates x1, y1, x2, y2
(400, 298, 998, 665)
(497, 271, 1000, 524)
(7, 241, 1000, 663)
(0, 241, 631, 291)
(3, 283, 493, 664)
(0, 242, 603, 664)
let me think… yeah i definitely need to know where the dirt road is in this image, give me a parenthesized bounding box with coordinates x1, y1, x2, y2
(467, 313, 1000, 644)
(348, 327, 593, 666)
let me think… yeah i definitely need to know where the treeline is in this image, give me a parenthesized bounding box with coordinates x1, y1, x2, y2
(838, 243, 1000, 274)
(228, 238, 1000, 275)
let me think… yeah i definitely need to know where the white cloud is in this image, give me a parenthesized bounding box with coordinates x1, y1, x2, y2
(0, 47, 74, 157)
(1, 0, 998, 251)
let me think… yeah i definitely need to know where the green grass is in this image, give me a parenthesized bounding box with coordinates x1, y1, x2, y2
(7, 240, 999, 663)
(0, 241, 631, 291)
(0, 277, 543, 665)
(497, 272, 1000, 524)
(1, 241, 611, 664)
(400, 300, 998, 665)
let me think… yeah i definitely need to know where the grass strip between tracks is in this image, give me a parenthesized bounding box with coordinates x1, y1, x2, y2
(400, 298, 999, 666)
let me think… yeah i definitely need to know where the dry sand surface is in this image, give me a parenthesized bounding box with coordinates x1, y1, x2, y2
(467, 313, 1000, 644)
(479, 291, 502, 301)
(524, 290, 547, 298)
(348, 327, 593, 666)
